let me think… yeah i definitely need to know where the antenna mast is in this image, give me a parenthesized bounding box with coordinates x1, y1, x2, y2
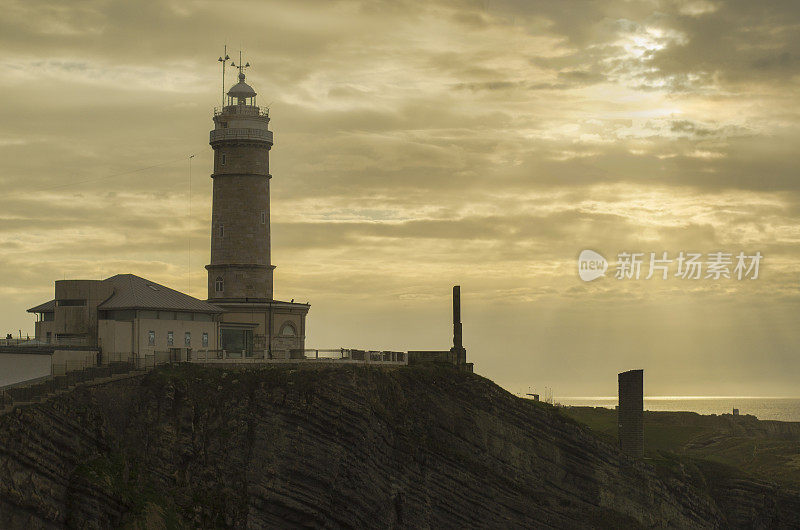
(188, 154, 195, 293)
(218, 45, 230, 108)
(231, 50, 251, 79)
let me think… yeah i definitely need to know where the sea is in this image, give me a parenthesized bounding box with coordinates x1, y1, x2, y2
(556, 397, 800, 422)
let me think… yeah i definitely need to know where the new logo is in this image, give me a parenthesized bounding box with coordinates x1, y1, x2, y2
(578, 249, 608, 282)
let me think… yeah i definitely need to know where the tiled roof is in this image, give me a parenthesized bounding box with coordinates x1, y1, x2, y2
(27, 300, 55, 313)
(98, 274, 222, 313)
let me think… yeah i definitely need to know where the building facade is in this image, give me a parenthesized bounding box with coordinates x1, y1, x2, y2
(28, 274, 221, 361)
(206, 67, 309, 358)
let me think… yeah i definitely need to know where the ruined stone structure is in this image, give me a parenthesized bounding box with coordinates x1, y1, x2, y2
(618, 369, 644, 457)
(207, 64, 309, 358)
(408, 285, 473, 372)
(450, 285, 467, 368)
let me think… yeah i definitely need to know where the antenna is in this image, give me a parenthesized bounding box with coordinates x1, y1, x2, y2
(217, 45, 230, 108)
(230, 49, 251, 77)
(188, 154, 195, 294)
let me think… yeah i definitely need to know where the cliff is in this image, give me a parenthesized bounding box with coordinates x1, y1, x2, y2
(1, 364, 799, 528)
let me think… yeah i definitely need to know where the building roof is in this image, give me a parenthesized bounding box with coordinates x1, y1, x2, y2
(227, 72, 257, 99)
(27, 300, 55, 313)
(98, 274, 222, 313)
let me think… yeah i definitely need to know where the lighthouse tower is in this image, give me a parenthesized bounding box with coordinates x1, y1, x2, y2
(207, 69, 273, 300)
(206, 59, 309, 358)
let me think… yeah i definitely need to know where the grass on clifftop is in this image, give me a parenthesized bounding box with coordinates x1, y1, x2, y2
(559, 405, 800, 488)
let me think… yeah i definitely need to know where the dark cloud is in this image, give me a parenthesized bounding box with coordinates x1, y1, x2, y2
(646, 0, 800, 88)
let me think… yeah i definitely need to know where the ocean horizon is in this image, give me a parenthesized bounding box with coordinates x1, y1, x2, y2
(555, 396, 800, 422)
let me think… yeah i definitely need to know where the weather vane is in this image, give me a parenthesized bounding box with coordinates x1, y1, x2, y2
(231, 50, 250, 77)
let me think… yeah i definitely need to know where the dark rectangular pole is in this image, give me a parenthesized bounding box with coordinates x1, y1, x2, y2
(618, 369, 644, 457)
(452, 285, 462, 350)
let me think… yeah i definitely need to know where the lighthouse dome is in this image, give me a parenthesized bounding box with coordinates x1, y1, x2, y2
(227, 72, 257, 99)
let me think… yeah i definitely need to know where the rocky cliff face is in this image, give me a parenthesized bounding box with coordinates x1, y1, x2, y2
(1, 365, 799, 528)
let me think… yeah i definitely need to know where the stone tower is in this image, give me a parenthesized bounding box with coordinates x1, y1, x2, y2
(206, 61, 309, 359)
(206, 69, 273, 301)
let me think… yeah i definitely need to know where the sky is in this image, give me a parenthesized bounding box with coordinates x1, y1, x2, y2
(1, 0, 799, 398)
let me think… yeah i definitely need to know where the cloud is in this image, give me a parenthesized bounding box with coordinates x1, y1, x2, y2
(1, 0, 799, 396)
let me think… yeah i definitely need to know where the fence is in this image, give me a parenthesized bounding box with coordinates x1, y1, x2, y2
(191, 350, 224, 361)
(194, 349, 267, 361)
(0, 338, 48, 348)
(187, 348, 406, 364)
(139, 351, 179, 370)
(1, 347, 408, 409)
(103, 352, 137, 364)
(0, 363, 129, 408)
(0, 337, 90, 348)
(0, 352, 178, 410)
(289, 349, 406, 363)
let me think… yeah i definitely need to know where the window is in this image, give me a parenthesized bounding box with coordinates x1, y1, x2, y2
(56, 333, 86, 343)
(215, 276, 224, 292)
(56, 299, 86, 307)
(220, 328, 253, 358)
(202, 332, 209, 347)
(45, 332, 51, 343)
(219, 224, 224, 237)
(184, 332, 191, 346)
(279, 322, 297, 337)
(148, 330, 155, 346)
(167, 331, 174, 346)
(100, 310, 135, 321)
(260, 210, 266, 224)
(221, 153, 226, 165)
(104, 309, 135, 321)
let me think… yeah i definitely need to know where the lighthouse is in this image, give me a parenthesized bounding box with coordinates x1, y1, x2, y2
(206, 56, 309, 358)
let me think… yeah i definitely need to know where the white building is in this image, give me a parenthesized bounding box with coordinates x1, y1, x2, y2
(28, 274, 220, 361)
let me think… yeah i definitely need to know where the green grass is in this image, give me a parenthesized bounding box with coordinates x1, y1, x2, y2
(559, 406, 800, 487)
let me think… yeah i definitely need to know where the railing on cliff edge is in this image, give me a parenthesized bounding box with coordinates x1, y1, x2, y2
(0, 352, 181, 410)
(189, 348, 406, 364)
(1, 348, 408, 410)
(1, 357, 134, 408)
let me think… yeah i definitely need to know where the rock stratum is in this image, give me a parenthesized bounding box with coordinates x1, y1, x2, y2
(1, 364, 799, 528)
